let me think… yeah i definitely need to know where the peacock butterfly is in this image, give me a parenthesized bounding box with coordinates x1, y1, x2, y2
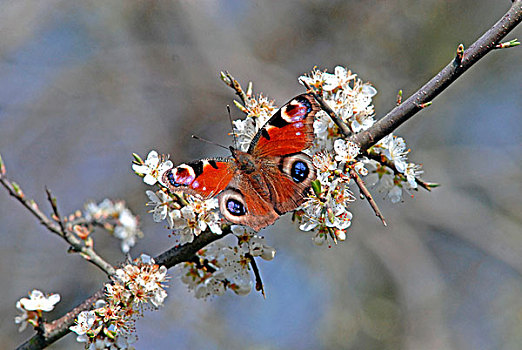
(161, 94, 321, 231)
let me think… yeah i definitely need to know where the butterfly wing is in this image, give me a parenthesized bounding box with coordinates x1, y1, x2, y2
(161, 158, 234, 198)
(266, 153, 316, 214)
(251, 94, 320, 214)
(218, 172, 280, 231)
(248, 93, 320, 157)
(218, 94, 320, 230)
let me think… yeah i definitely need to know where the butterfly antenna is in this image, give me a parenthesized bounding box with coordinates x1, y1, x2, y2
(191, 134, 229, 151)
(227, 105, 239, 149)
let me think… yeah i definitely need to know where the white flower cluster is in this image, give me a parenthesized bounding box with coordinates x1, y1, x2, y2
(303, 67, 424, 204)
(134, 151, 223, 245)
(180, 226, 275, 298)
(298, 151, 356, 245)
(364, 134, 424, 203)
(15, 289, 61, 332)
(295, 66, 425, 240)
(70, 255, 168, 349)
(300, 66, 378, 153)
(132, 150, 173, 186)
(164, 195, 222, 245)
(232, 94, 276, 152)
(84, 199, 143, 253)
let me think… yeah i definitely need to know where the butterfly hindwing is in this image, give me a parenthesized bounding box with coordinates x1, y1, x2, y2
(218, 172, 280, 231)
(269, 152, 316, 214)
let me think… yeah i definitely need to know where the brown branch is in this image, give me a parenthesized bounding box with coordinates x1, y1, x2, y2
(155, 227, 232, 268)
(246, 253, 266, 298)
(16, 228, 231, 350)
(349, 169, 387, 226)
(14, 1, 522, 348)
(350, 0, 522, 152)
(0, 176, 115, 276)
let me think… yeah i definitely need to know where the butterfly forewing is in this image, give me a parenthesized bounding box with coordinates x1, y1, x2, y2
(249, 94, 320, 157)
(162, 159, 234, 198)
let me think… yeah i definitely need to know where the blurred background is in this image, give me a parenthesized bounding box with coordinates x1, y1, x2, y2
(1, 1, 521, 349)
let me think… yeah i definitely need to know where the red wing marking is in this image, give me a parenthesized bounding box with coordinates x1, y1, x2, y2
(162, 159, 234, 198)
(250, 94, 320, 157)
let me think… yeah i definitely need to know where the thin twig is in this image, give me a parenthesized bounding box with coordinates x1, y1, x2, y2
(1, 177, 61, 235)
(300, 79, 353, 136)
(221, 71, 248, 105)
(349, 169, 387, 226)
(45, 188, 70, 244)
(246, 253, 266, 298)
(0, 176, 115, 276)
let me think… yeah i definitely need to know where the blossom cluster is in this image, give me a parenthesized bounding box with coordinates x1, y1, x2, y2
(69, 255, 168, 349)
(364, 134, 424, 203)
(147, 190, 223, 244)
(179, 226, 275, 298)
(301, 66, 377, 153)
(15, 289, 61, 332)
(231, 93, 276, 152)
(300, 67, 424, 204)
(83, 199, 143, 253)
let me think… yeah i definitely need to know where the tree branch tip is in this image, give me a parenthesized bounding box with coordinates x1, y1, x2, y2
(0, 154, 5, 176)
(246, 81, 253, 97)
(11, 181, 24, 197)
(132, 152, 144, 165)
(495, 38, 520, 49)
(396, 90, 403, 105)
(220, 71, 232, 84)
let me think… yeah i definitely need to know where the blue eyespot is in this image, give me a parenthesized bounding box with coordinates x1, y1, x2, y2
(291, 161, 309, 183)
(227, 199, 246, 216)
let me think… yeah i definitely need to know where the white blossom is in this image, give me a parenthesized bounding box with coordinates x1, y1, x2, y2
(334, 139, 360, 163)
(322, 66, 357, 91)
(18, 289, 60, 312)
(404, 162, 423, 189)
(70, 310, 97, 342)
(114, 208, 141, 253)
(132, 150, 173, 186)
(71, 255, 167, 348)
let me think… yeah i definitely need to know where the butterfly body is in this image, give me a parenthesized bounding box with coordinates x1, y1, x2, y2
(162, 94, 320, 231)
